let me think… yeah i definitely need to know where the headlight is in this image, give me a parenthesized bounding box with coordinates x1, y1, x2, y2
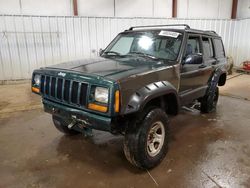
(33, 74, 41, 86)
(94, 87, 109, 103)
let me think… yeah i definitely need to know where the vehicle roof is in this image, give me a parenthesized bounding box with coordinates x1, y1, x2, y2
(122, 24, 220, 38)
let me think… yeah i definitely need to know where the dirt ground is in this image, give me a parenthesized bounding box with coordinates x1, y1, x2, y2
(0, 73, 250, 188)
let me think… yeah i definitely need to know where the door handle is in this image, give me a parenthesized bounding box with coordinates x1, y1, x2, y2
(198, 64, 206, 68)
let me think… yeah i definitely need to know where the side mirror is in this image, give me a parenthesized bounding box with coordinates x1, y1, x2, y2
(99, 48, 104, 56)
(183, 53, 203, 65)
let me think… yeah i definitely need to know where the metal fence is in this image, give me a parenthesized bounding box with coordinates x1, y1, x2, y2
(0, 15, 248, 80)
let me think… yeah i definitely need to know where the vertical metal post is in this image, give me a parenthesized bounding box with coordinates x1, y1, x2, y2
(172, 0, 177, 18)
(73, 0, 78, 16)
(231, 0, 238, 19)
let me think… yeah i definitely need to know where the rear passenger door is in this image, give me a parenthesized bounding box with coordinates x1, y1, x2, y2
(200, 36, 216, 84)
(213, 38, 227, 66)
(179, 35, 216, 105)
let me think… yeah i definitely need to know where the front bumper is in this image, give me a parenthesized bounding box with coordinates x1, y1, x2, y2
(43, 99, 112, 132)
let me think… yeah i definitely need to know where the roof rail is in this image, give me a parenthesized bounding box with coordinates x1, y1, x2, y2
(128, 24, 190, 31)
(205, 30, 217, 34)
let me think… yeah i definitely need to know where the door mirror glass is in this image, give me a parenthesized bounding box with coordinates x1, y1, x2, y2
(184, 53, 203, 65)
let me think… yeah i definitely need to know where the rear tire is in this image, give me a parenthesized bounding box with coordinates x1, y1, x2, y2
(52, 115, 79, 135)
(200, 86, 219, 113)
(123, 108, 169, 169)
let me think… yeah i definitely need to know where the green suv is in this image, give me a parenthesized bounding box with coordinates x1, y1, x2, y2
(32, 24, 227, 169)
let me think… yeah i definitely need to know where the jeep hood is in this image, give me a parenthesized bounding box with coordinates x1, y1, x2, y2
(47, 57, 167, 81)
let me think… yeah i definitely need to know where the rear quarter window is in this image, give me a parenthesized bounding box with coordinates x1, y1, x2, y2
(213, 39, 225, 58)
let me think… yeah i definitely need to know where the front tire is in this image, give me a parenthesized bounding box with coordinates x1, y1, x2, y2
(52, 115, 79, 135)
(123, 108, 169, 169)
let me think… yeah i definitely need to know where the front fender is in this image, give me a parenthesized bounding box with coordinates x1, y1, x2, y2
(122, 81, 179, 115)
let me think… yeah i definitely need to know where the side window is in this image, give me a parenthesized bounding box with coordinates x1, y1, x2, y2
(202, 37, 214, 59)
(186, 36, 200, 56)
(213, 39, 225, 58)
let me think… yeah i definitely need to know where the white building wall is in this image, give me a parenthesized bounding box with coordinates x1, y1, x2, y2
(153, 0, 172, 17)
(177, 0, 232, 19)
(0, 0, 72, 16)
(0, 0, 235, 19)
(0, 1, 250, 80)
(1, 15, 247, 81)
(78, 0, 114, 17)
(115, 0, 154, 17)
(0, 0, 21, 15)
(21, 0, 72, 16)
(115, 0, 172, 17)
(237, 0, 250, 18)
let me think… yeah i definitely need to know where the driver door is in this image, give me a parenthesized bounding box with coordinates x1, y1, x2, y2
(179, 34, 207, 105)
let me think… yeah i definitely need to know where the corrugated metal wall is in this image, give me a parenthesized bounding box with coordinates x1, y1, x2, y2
(233, 18, 250, 67)
(0, 15, 248, 80)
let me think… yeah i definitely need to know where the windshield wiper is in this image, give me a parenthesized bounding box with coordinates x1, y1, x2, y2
(128, 51, 161, 61)
(103, 51, 163, 61)
(103, 51, 122, 56)
(103, 51, 129, 58)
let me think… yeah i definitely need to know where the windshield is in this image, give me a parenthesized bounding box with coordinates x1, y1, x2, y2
(102, 30, 183, 61)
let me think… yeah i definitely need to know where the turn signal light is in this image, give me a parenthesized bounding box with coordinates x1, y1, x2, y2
(115, 90, 120, 113)
(32, 87, 40, 93)
(88, 103, 108, 113)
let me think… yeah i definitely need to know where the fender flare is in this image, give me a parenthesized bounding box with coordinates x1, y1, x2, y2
(122, 81, 180, 115)
(209, 67, 227, 90)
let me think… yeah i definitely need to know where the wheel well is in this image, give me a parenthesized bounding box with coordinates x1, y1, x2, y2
(218, 73, 226, 86)
(144, 93, 178, 115)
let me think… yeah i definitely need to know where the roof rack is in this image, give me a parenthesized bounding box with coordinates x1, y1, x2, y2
(205, 30, 217, 34)
(128, 24, 190, 31)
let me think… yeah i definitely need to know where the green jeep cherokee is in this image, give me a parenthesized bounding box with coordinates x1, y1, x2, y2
(32, 24, 227, 169)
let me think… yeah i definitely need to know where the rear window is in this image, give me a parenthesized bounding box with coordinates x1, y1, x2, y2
(213, 39, 225, 58)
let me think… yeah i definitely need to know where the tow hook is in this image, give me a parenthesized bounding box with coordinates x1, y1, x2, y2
(69, 115, 93, 137)
(69, 115, 91, 129)
(68, 119, 77, 129)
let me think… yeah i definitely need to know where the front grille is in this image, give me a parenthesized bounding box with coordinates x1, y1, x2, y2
(40, 75, 88, 107)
